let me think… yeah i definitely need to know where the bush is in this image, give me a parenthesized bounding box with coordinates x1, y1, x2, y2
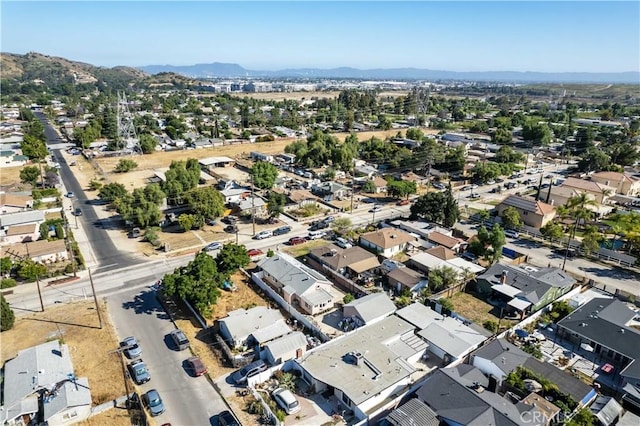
(114, 159, 138, 173)
(275, 409, 286, 422)
(1, 294, 15, 331)
(1, 278, 17, 289)
(88, 180, 103, 191)
(343, 293, 355, 304)
(483, 320, 498, 333)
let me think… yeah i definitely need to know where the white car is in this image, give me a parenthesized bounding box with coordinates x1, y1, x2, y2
(369, 205, 382, 213)
(504, 230, 520, 238)
(253, 230, 273, 240)
(272, 388, 300, 415)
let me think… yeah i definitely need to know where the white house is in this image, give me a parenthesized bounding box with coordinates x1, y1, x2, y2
(343, 292, 396, 326)
(2, 341, 92, 426)
(261, 331, 308, 365)
(359, 228, 415, 258)
(0, 210, 45, 244)
(257, 253, 335, 315)
(217, 306, 291, 350)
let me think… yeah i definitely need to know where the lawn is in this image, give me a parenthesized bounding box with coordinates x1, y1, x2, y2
(282, 239, 329, 258)
(448, 291, 517, 330)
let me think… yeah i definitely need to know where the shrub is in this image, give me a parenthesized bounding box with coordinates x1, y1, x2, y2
(114, 159, 138, 173)
(1, 294, 15, 331)
(343, 293, 355, 304)
(1, 278, 17, 289)
(483, 320, 498, 332)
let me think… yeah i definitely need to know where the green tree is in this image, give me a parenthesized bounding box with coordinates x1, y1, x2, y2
(185, 187, 225, 220)
(540, 222, 564, 242)
(19, 166, 40, 185)
(378, 115, 392, 130)
(483, 320, 498, 333)
(493, 128, 513, 144)
(1, 294, 15, 331)
(17, 260, 47, 282)
(0, 257, 12, 275)
(501, 206, 523, 229)
(251, 161, 279, 190)
(566, 408, 596, 426)
(429, 266, 458, 292)
(581, 232, 601, 256)
(98, 182, 128, 203)
(522, 120, 552, 146)
(21, 133, 48, 161)
(88, 180, 103, 191)
(139, 133, 158, 154)
(343, 293, 355, 304)
(411, 189, 459, 227)
(1, 278, 17, 289)
(114, 158, 138, 173)
(331, 217, 353, 235)
(442, 185, 460, 228)
(438, 297, 455, 312)
(495, 146, 525, 164)
(267, 191, 286, 218)
(362, 180, 376, 193)
(178, 213, 198, 232)
(387, 180, 417, 199)
(216, 244, 250, 275)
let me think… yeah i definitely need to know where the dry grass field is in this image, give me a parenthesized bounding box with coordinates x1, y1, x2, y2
(77, 408, 133, 426)
(448, 292, 517, 330)
(1, 300, 125, 406)
(0, 166, 25, 186)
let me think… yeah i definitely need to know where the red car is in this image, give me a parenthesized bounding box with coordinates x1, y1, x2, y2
(185, 356, 207, 377)
(396, 199, 410, 206)
(288, 237, 306, 245)
(247, 249, 264, 257)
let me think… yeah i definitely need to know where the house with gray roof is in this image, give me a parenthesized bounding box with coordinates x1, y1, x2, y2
(471, 339, 531, 385)
(261, 331, 308, 366)
(307, 244, 380, 281)
(293, 315, 428, 423)
(343, 292, 396, 326)
(477, 263, 575, 314)
(1, 341, 92, 425)
(0, 210, 45, 243)
(217, 306, 291, 350)
(385, 398, 438, 426)
(258, 252, 335, 315)
(416, 364, 545, 426)
(556, 297, 640, 409)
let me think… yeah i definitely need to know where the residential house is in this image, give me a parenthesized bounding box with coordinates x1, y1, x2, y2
(371, 176, 388, 194)
(591, 171, 640, 197)
(387, 267, 428, 295)
(385, 398, 439, 426)
(399, 171, 429, 187)
(293, 315, 428, 423)
(234, 196, 266, 216)
(287, 189, 318, 207)
(359, 228, 415, 258)
(408, 252, 485, 278)
(218, 306, 291, 350)
(2, 341, 92, 425)
(477, 263, 576, 314)
(343, 293, 396, 326)
(220, 186, 250, 204)
(396, 303, 489, 364)
(313, 181, 352, 201)
(426, 231, 465, 253)
(556, 298, 640, 409)
(0, 193, 33, 214)
(425, 246, 457, 261)
(415, 365, 545, 426)
(1, 240, 68, 264)
(257, 253, 335, 315)
(391, 138, 421, 149)
(307, 244, 380, 281)
(589, 396, 623, 426)
(496, 195, 556, 228)
(355, 164, 378, 179)
(251, 152, 275, 163)
(551, 177, 613, 205)
(0, 210, 45, 244)
(261, 331, 308, 366)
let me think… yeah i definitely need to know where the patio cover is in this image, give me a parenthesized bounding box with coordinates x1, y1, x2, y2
(492, 284, 521, 298)
(508, 298, 532, 311)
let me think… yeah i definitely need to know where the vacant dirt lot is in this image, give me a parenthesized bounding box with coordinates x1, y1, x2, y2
(1, 300, 125, 406)
(448, 291, 517, 330)
(0, 166, 23, 186)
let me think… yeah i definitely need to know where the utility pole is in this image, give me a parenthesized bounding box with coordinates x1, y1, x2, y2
(110, 347, 133, 406)
(88, 268, 102, 329)
(6, 245, 44, 312)
(63, 217, 77, 277)
(250, 174, 256, 236)
(350, 164, 356, 214)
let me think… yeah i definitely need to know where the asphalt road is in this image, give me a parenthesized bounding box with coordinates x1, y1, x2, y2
(107, 286, 227, 425)
(34, 112, 141, 272)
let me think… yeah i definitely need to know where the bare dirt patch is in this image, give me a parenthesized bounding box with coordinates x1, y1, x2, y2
(1, 300, 125, 406)
(448, 291, 516, 330)
(78, 408, 132, 426)
(0, 166, 23, 186)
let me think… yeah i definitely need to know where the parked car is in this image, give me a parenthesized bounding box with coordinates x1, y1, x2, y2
(396, 199, 410, 206)
(204, 242, 223, 252)
(185, 356, 207, 377)
(273, 226, 292, 236)
(65, 191, 74, 198)
(272, 387, 301, 415)
(232, 360, 268, 385)
(553, 248, 577, 258)
(128, 359, 150, 385)
(74, 207, 82, 216)
(504, 229, 520, 238)
(224, 225, 238, 233)
(129, 228, 141, 238)
(253, 230, 273, 240)
(467, 193, 481, 199)
(369, 205, 382, 213)
(288, 237, 306, 245)
(218, 410, 241, 426)
(247, 249, 264, 258)
(322, 216, 336, 224)
(143, 389, 165, 417)
(221, 216, 237, 225)
(334, 237, 352, 249)
(169, 329, 190, 351)
(120, 336, 142, 359)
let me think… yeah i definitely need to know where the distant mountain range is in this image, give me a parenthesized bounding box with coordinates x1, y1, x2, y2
(138, 62, 640, 84)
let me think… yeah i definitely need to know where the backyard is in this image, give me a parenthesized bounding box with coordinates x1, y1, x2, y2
(448, 291, 517, 331)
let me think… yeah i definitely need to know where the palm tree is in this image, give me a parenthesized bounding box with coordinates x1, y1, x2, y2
(562, 192, 597, 270)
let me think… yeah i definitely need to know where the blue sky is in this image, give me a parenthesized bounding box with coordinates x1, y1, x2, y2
(2, 1, 639, 73)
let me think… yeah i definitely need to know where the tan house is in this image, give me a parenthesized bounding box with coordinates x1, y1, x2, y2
(553, 177, 613, 204)
(591, 171, 640, 197)
(400, 172, 429, 187)
(425, 246, 457, 261)
(426, 231, 465, 253)
(370, 176, 388, 194)
(359, 228, 415, 257)
(0, 193, 33, 214)
(1, 239, 69, 263)
(0, 210, 45, 244)
(288, 189, 318, 207)
(307, 244, 380, 281)
(496, 195, 556, 228)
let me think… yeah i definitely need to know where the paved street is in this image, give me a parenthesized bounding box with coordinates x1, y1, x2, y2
(107, 286, 227, 425)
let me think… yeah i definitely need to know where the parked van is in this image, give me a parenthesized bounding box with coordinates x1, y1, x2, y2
(334, 237, 352, 249)
(307, 230, 327, 240)
(232, 360, 267, 385)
